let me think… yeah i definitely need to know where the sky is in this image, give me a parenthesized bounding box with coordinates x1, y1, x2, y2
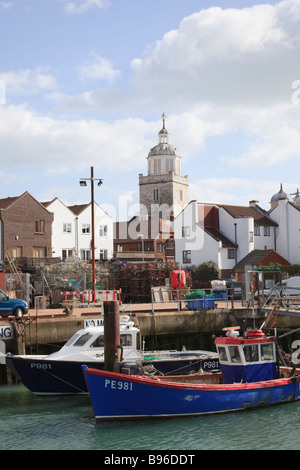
(1, 0, 300, 221)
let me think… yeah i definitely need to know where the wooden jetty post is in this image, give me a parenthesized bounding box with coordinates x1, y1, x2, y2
(104, 300, 120, 371)
(12, 319, 25, 356)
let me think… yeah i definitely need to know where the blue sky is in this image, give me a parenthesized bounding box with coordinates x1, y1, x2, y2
(1, 0, 300, 220)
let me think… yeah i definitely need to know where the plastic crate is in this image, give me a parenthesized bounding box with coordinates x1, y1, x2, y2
(187, 298, 215, 310)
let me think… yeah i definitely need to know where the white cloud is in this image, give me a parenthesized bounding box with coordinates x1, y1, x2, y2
(77, 52, 120, 83)
(0, 104, 154, 174)
(0, 2, 13, 9)
(0, 68, 57, 96)
(130, 2, 299, 109)
(63, 0, 110, 14)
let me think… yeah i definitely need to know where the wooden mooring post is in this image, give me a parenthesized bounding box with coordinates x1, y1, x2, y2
(12, 319, 25, 356)
(104, 300, 120, 372)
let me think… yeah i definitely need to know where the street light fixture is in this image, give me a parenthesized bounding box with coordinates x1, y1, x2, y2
(79, 167, 103, 301)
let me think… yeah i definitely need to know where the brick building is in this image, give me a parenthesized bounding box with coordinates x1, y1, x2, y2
(0, 192, 55, 269)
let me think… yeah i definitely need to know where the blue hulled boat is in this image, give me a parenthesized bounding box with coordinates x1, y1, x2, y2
(83, 327, 300, 421)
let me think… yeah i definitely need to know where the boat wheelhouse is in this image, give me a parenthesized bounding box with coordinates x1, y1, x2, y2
(215, 328, 277, 384)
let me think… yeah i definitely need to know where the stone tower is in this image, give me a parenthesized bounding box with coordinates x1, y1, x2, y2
(139, 115, 189, 220)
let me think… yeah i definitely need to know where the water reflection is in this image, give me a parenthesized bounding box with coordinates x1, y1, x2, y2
(1, 384, 300, 450)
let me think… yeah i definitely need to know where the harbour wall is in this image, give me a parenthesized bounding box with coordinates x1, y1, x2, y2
(0, 305, 284, 355)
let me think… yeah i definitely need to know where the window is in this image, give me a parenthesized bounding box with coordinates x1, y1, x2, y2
(182, 226, 190, 237)
(35, 220, 45, 233)
(243, 344, 259, 362)
(11, 247, 22, 258)
(62, 249, 73, 260)
(261, 343, 274, 361)
(121, 334, 132, 346)
(99, 249, 108, 260)
(91, 335, 104, 348)
(80, 249, 91, 260)
(73, 333, 93, 347)
(153, 189, 159, 201)
(154, 159, 161, 174)
(82, 224, 90, 234)
(217, 346, 228, 362)
(156, 242, 163, 252)
(0, 290, 8, 301)
(63, 223, 72, 233)
(33, 247, 46, 258)
(228, 346, 242, 363)
(264, 226, 270, 236)
(249, 231, 253, 243)
(254, 225, 260, 236)
(165, 240, 174, 249)
(117, 244, 123, 252)
(99, 225, 108, 237)
(182, 250, 191, 263)
(228, 248, 235, 259)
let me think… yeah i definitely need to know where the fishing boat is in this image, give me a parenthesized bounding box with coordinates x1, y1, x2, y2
(6, 316, 218, 395)
(82, 327, 300, 421)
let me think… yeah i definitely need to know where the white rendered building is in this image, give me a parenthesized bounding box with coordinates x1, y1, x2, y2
(43, 198, 113, 261)
(174, 200, 277, 276)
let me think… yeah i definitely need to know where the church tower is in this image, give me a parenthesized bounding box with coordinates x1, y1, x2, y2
(139, 115, 189, 220)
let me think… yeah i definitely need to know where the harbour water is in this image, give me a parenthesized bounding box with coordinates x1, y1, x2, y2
(1, 383, 300, 451)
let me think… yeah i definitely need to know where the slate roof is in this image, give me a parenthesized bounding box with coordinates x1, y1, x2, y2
(204, 227, 237, 248)
(218, 204, 278, 226)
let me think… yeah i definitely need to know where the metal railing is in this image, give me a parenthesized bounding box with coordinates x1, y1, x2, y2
(260, 286, 300, 312)
(150, 287, 237, 311)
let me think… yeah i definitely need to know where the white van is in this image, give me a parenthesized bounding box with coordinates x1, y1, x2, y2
(285, 277, 300, 296)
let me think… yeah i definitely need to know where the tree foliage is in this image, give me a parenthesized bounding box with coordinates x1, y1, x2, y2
(190, 261, 220, 281)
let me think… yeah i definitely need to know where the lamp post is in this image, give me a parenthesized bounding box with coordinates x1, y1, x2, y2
(137, 234, 144, 262)
(80, 167, 103, 301)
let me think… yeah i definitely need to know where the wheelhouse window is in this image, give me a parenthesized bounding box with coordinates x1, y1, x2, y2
(73, 333, 93, 347)
(260, 343, 274, 361)
(228, 346, 242, 363)
(91, 335, 104, 348)
(243, 344, 259, 362)
(121, 334, 132, 346)
(217, 346, 228, 362)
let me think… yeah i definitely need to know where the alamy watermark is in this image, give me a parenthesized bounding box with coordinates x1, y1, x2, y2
(291, 80, 300, 104)
(292, 340, 300, 365)
(0, 80, 6, 105)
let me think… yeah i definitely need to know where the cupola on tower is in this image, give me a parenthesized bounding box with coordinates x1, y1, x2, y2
(139, 115, 189, 220)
